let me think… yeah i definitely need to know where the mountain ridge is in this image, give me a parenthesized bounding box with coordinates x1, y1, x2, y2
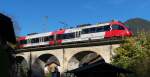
(124, 18, 150, 34)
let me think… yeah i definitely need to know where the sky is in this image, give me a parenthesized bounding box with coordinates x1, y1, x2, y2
(0, 0, 150, 36)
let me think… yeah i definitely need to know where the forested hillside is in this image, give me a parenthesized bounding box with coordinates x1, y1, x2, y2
(124, 18, 150, 34)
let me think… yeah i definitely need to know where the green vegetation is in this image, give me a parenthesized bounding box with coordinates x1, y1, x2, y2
(112, 32, 150, 77)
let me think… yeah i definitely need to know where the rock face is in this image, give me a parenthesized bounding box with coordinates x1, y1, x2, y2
(0, 13, 16, 77)
(0, 13, 16, 44)
(0, 47, 10, 77)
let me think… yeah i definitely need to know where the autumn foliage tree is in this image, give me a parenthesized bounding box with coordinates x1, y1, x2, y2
(112, 32, 150, 77)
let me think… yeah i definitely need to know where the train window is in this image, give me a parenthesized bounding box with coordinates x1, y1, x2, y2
(82, 28, 89, 34)
(96, 26, 104, 32)
(44, 36, 49, 42)
(96, 25, 110, 32)
(20, 40, 27, 44)
(57, 34, 63, 40)
(62, 34, 67, 39)
(69, 33, 75, 38)
(43, 36, 54, 42)
(119, 26, 125, 30)
(90, 27, 96, 33)
(31, 38, 39, 43)
(112, 25, 125, 30)
(62, 33, 75, 39)
(49, 36, 54, 40)
(104, 25, 111, 31)
(82, 25, 110, 34)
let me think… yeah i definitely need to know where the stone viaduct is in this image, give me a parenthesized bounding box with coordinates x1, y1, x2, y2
(15, 40, 122, 74)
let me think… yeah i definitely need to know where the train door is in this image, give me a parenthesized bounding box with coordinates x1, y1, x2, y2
(39, 37, 45, 46)
(49, 34, 56, 45)
(18, 39, 28, 48)
(74, 31, 81, 42)
(25, 38, 32, 47)
(54, 29, 65, 45)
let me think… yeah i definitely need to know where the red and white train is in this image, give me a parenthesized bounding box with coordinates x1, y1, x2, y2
(17, 21, 132, 48)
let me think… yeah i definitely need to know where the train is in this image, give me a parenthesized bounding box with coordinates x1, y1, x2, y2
(17, 21, 132, 48)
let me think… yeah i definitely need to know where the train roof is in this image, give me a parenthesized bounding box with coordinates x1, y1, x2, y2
(74, 21, 124, 29)
(79, 23, 110, 29)
(17, 21, 123, 40)
(26, 32, 53, 39)
(18, 31, 54, 40)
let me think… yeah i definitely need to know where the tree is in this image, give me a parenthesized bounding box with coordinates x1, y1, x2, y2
(112, 32, 150, 77)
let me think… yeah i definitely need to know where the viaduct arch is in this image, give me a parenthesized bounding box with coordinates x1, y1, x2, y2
(67, 51, 105, 71)
(15, 44, 120, 73)
(15, 56, 28, 77)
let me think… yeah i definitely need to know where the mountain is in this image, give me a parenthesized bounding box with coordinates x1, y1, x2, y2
(124, 18, 150, 34)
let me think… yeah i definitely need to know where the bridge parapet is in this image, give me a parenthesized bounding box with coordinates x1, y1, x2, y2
(16, 39, 123, 53)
